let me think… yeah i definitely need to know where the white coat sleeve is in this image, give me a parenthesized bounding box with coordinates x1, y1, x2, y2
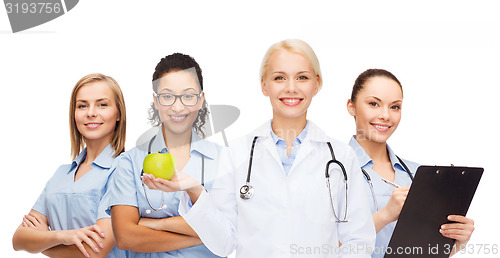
(337, 147, 376, 257)
(179, 147, 238, 257)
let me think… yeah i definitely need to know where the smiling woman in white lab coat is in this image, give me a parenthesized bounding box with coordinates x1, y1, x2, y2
(143, 39, 376, 257)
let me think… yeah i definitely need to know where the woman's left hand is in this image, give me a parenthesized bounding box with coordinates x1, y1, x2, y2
(440, 215, 474, 252)
(22, 212, 49, 231)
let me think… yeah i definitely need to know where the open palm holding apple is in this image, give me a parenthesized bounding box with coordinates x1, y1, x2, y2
(142, 170, 201, 192)
(142, 153, 201, 192)
(143, 153, 177, 180)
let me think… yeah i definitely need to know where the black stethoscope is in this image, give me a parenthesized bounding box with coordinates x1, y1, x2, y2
(361, 156, 413, 211)
(141, 135, 205, 214)
(239, 136, 349, 223)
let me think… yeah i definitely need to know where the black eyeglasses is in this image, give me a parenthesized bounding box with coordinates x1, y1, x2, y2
(156, 93, 201, 106)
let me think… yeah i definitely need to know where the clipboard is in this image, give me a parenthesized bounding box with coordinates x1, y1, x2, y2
(384, 165, 483, 257)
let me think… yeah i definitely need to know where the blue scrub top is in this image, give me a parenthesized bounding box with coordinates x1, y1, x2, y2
(32, 144, 127, 257)
(106, 127, 222, 258)
(349, 136, 420, 258)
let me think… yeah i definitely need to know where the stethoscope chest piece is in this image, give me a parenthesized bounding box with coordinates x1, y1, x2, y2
(240, 184, 255, 200)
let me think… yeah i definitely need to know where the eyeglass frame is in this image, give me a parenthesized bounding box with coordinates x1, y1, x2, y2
(155, 92, 202, 107)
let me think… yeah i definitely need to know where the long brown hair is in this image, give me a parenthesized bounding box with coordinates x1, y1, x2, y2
(69, 73, 126, 159)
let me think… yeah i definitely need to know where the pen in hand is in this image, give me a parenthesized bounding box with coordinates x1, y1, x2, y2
(381, 178, 401, 188)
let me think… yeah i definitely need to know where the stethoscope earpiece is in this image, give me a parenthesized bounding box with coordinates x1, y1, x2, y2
(239, 184, 255, 200)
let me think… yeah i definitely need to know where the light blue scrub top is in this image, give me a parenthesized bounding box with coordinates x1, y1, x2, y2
(106, 127, 223, 258)
(32, 144, 127, 257)
(270, 121, 308, 176)
(348, 136, 420, 258)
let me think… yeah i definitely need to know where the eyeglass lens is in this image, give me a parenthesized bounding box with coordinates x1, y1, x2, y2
(158, 93, 199, 106)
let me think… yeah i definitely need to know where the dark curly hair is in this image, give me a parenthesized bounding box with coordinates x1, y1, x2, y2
(148, 53, 209, 138)
(350, 69, 402, 103)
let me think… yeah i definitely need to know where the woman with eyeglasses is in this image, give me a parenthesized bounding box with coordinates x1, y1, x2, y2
(346, 69, 475, 257)
(142, 39, 376, 257)
(106, 53, 222, 257)
(12, 73, 128, 257)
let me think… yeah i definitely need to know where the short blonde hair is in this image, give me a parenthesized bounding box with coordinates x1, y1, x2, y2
(69, 73, 127, 159)
(260, 39, 323, 90)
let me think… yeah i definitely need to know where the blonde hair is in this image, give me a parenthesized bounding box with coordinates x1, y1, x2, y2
(69, 73, 127, 159)
(260, 39, 323, 90)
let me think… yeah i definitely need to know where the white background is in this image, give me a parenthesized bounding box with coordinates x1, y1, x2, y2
(1, 1, 499, 257)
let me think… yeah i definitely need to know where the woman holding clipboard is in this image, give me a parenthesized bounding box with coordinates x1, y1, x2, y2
(346, 68, 474, 257)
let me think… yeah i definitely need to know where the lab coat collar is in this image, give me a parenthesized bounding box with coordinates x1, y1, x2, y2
(252, 120, 332, 175)
(253, 120, 329, 142)
(291, 121, 330, 168)
(270, 121, 309, 145)
(150, 126, 218, 160)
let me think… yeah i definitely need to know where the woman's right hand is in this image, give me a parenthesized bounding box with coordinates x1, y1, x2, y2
(55, 224, 105, 257)
(381, 186, 410, 222)
(22, 212, 49, 231)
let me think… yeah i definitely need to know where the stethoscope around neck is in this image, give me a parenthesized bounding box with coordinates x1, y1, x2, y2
(239, 136, 350, 223)
(141, 135, 205, 214)
(361, 156, 413, 211)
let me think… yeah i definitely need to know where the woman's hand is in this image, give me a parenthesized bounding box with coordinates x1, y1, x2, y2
(441, 215, 474, 255)
(138, 217, 164, 231)
(142, 171, 200, 192)
(22, 212, 49, 231)
(142, 172, 204, 203)
(55, 224, 106, 257)
(380, 186, 410, 222)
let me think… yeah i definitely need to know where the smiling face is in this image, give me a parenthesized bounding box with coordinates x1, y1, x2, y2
(347, 76, 403, 144)
(261, 49, 320, 121)
(153, 69, 204, 136)
(74, 81, 120, 145)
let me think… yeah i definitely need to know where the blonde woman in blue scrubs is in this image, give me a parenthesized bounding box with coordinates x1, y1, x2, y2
(107, 53, 222, 257)
(12, 73, 127, 257)
(346, 69, 475, 257)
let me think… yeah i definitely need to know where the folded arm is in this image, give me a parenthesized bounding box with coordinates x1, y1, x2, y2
(41, 218, 115, 258)
(12, 210, 110, 258)
(139, 216, 198, 237)
(111, 205, 202, 253)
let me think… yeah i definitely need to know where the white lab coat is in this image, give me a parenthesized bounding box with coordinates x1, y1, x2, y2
(180, 120, 375, 257)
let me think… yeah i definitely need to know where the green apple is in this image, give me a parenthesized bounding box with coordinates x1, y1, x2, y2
(143, 153, 176, 180)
